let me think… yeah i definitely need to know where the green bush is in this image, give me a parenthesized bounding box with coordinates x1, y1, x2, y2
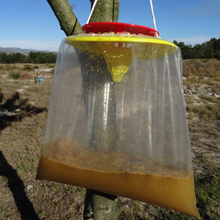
(0, 206, 5, 217)
(202, 59, 209, 63)
(9, 72, 20, 79)
(195, 176, 220, 219)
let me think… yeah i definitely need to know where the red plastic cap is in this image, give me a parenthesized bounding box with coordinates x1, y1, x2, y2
(82, 22, 160, 37)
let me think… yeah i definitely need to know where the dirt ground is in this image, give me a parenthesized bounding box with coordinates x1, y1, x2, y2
(0, 60, 219, 220)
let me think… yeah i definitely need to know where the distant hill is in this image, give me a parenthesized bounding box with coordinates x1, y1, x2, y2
(0, 47, 56, 55)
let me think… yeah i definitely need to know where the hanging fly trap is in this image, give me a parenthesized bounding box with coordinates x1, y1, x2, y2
(36, 2, 200, 219)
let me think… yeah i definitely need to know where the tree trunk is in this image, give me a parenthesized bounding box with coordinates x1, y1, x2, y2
(46, 1, 121, 219)
(89, 0, 119, 23)
(84, 190, 121, 220)
(83, 1, 121, 220)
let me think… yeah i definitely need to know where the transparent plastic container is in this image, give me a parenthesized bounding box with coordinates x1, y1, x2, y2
(36, 31, 200, 219)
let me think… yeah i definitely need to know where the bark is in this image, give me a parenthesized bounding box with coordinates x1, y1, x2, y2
(89, 0, 119, 23)
(78, 50, 120, 220)
(47, 0, 121, 219)
(47, 0, 83, 36)
(84, 190, 121, 220)
(84, 1, 121, 219)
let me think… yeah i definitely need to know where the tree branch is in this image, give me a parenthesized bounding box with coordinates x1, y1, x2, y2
(47, 0, 83, 36)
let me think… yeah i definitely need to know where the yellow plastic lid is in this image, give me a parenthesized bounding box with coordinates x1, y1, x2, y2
(65, 35, 178, 82)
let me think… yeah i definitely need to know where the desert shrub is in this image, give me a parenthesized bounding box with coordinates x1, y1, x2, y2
(184, 95, 194, 105)
(9, 72, 20, 79)
(195, 176, 220, 219)
(186, 112, 195, 120)
(23, 65, 32, 71)
(0, 87, 3, 103)
(0, 205, 5, 217)
(214, 76, 220, 82)
(206, 78, 220, 86)
(200, 94, 220, 104)
(5, 64, 16, 71)
(183, 71, 193, 78)
(187, 77, 199, 84)
(184, 77, 210, 90)
(187, 103, 220, 120)
(210, 87, 220, 94)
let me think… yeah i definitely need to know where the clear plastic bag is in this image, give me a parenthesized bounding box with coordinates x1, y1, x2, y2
(36, 34, 200, 219)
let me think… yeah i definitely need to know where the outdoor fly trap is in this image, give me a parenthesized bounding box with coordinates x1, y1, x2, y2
(36, 0, 200, 219)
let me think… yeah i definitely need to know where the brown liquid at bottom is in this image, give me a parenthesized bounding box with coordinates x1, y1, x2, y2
(36, 138, 200, 219)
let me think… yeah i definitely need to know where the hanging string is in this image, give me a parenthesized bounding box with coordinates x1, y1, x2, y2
(149, 0, 157, 31)
(86, 0, 159, 37)
(112, 0, 115, 22)
(86, 0, 99, 24)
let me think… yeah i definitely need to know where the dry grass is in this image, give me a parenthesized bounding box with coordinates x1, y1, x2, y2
(0, 61, 220, 220)
(186, 104, 220, 120)
(182, 59, 220, 219)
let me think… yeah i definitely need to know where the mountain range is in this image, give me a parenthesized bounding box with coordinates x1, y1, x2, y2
(0, 47, 56, 55)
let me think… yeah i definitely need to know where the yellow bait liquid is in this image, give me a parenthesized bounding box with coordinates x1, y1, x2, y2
(36, 139, 200, 219)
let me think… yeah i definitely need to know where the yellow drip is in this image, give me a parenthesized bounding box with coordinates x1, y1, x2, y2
(100, 42, 132, 82)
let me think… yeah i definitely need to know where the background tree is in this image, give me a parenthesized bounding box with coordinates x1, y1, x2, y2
(173, 38, 220, 60)
(1, 37, 219, 64)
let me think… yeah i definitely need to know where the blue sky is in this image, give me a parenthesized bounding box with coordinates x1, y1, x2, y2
(0, 0, 219, 51)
